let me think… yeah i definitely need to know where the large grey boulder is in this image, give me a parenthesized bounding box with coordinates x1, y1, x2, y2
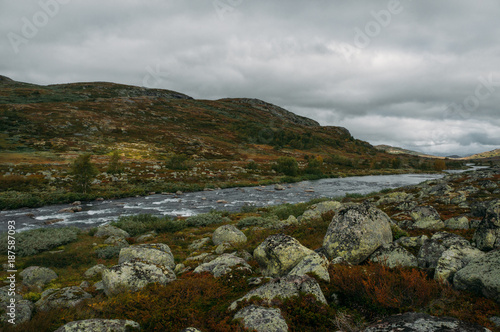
(83, 264, 108, 279)
(473, 202, 500, 250)
(453, 249, 500, 303)
(234, 305, 289, 332)
(323, 202, 393, 264)
(376, 191, 413, 206)
(94, 224, 130, 238)
(35, 286, 92, 311)
(254, 234, 314, 277)
(212, 224, 247, 246)
(417, 232, 470, 269)
(102, 261, 176, 296)
(369, 243, 418, 268)
(20, 266, 58, 288)
(445, 216, 470, 230)
(54, 319, 141, 331)
(118, 243, 175, 270)
(435, 245, 485, 283)
(194, 253, 252, 277)
(0, 286, 34, 324)
(364, 312, 491, 332)
(410, 206, 444, 230)
(288, 252, 330, 282)
(299, 201, 343, 223)
(229, 275, 327, 311)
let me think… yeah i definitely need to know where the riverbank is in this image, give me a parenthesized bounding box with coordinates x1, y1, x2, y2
(0, 166, 499, 331)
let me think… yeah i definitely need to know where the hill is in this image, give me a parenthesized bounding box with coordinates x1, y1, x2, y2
(374, 144, 440, 158)
(465, 148, 500, 160)
(0, 76, 458, 208)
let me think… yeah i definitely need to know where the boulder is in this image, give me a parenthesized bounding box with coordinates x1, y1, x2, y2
(188, 237, 211, 250)
(180, 328, 203, 332)
(83, 264, 108, 279)
(364, 312, 490, 332)
(417, 232, 470, 269)
(234, 305, 289, 332)
(20, 266, 58, 288)
(94, 224, 130, 238)
(376, 191, 413, 205)
(229, 275, 327, 311)
(395, 235, 428, 250)
(473, 202, 500, 250)
(445, 216, 470, 230)
(102, 261, 176, 296)
(299, 201, 342, 223)
(54, 319, 141, 332)
(323, 202, 393, 264)
(104, 236, 129, 247)
(453, 249, 500, 303)
(135, 231, 157, 243)
(0, 286, 34, 324)
(212, 225, 247, 246)
(435, 245, 485, 283)
(193, 253, 252, 277)
(254, 234, 314, 277)
(118, 243, 175, 269)
(35, 286, 92, 311)
(369, 243, 418, 268)
(288, 252, 330, 282)
(274, 184, 286, 191)
(410, 206, 444, 230)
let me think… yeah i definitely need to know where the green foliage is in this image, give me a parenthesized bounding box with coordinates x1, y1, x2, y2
(94, 245, 122, 259)
(107, 151, 124, 174)
(111, 214, 182, 236)
(245, 161, 259, 170)
(305, 156, 323, 175)
(391, 224, 409, 240)
(71, 154, 98, 193)
(23, 292, 41, 302)
(185, 211, 230, 227)
(0, 227, 80, 257)
(391, 158, 402, 169)
(237, 216, 277, 228)
(325, 154, 354, 168)
(22, 250, 95, 269)
(166, 154, 191, 170)
(273, 157, 299, 176)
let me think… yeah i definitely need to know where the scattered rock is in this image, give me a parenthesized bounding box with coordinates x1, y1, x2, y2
(54, 319, 141, 332)
(135, 231, 157, 243)
(217, 200, 228, 204)
(94, 224, 130, 238)
(434, 245, 485, 283)
(180, 328, 203, 332)
(20, 266, 58, 288)
(230, 275, 327, 311)
(254, 234, 315, 277)
(369, 243, 418, 268)
(417, 232, 470, 269)
(212, 224, 247, 246)
(274, 184, 286, 191)
(300, 201, 342, 223)
(104, 236, 129, 247)
(234, 305, 289, 332)
(188, 237, 211, 250)
(194, 253, 252, 277)
(410, 206, 444, 230)
(445, 216, 470, 230)
(59, 206, 83, 213)
(118, 243, 175, 269)
(83, 264, 108, 278)
(395, 235, 429, 251)
(473, 202, 500, 250)
(323, 202, 393, 264)
(0, 286, 34, 324)
(364, 312, 490, 332)
(36, 286, 92, 311)
(288, 252, 330, 282)
(453, 249, 500, 303)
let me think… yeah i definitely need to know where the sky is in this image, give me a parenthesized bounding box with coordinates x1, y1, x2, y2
(1, 0, 500, 157)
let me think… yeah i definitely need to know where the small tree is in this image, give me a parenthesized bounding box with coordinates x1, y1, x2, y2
(305, 156, 323, 175)
(273, 157, 299, 176)
(71, 154, 98, 193)
(166, 154, 191, 170)
(107, 151, 124, 174)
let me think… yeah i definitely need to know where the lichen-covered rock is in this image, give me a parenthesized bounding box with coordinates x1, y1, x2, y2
(234, 305, 289, 332)
(118, 243, 175, 269)
(20, 266, 58, 288)
(410, 206, 444, 230)
(376, 191, 412, 205)
(299, 201, 342, 223)
(83, 264, 108, 278)
(188, 237, 211, 250)
(35, 286, 92, 311)
(369, 243, 418, 268)
(473, 202, 500, 250)
(445, 216, 470, 230)
(288, 252, 330, 282)
(212, 224, 247, 246)
(94, 224, 130, 238)
(254, 234, 314, 277)
(194, 253, 252, 277)
(323, 202, 393, 264)
(435, 245, 485, 283)
(54, 319, 141, 332)
(102, 261, 176, 296)
(418, 232, 470, 269)
(364, 312, 490, 332)
(180, 328, 203, 332)
(135, 231, 157, 243)
(104, 236, 129, 247)
(453, 249, 500, 303)
(229, 275, 327, 311)
(395, 235, 429, 250)
(0, 286, 34, 324)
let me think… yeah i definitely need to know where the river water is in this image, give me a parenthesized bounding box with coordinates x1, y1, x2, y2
(1, 172, 453, 233)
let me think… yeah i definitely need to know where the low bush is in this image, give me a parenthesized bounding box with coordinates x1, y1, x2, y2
(185, 211, 230, 227)
(0, 227, 80, 257)
(237, 216, 277, 228)
(94, 246, 122, 259)
(111, 214, 183, 236)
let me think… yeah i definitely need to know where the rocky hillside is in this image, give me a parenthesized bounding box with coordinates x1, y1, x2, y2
(466, 149, 500, 161)
(1, 167, 499, 331)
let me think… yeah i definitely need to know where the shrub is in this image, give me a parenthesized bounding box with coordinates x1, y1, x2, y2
(391, 224, 409, 240)
(111, 214, 183, 236)
(0, 227, 80, 257)
(166, 154, 191, 170)
(273, 157, 299, 176)
(245, 161, 259, 170)
(71, 154, 98, 193)
(237, 216, 277, 228)
(94, 246, 122, 259)
(107, 151, 124, 174)
(185, 211, 230, 227)
(22, 251, 95, 269)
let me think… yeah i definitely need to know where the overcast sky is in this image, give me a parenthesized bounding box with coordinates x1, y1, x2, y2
(2, 1, 500, 156)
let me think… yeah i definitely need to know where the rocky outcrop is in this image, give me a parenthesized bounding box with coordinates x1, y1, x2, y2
(434, 245, 485, 283)
(323, 202, 393, 264)
(230, 275, 327, 311)
(35, 286, 92, 311)
(102, 261, 176, 296)
(364, 312, 490, 332)
(118, 243, 175, 270)
(409, 206, 444, 230)
(453, 249, 500, 303)
(194, 253, 252, 277)
(54, 319, 141, 331)
(94, 224, 130, 238)
(20, 266, 58, 288)
(445, 216, 470, 230)
(299, 201, 343, 223)
(417, 232, 470, 269)
(234, 305, 289, 332)
(83, 264, 108, 278)
(473, 202, 500, 250)
(369, 243, 418, 268)
(0, 286, 34, 324)
(212, 224, 247, 246)
(288, 252, 330, 282)
(254, 234, 314, 277)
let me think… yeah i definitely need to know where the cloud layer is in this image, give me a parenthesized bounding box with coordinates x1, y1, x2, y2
(2, 0, 499, 156)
